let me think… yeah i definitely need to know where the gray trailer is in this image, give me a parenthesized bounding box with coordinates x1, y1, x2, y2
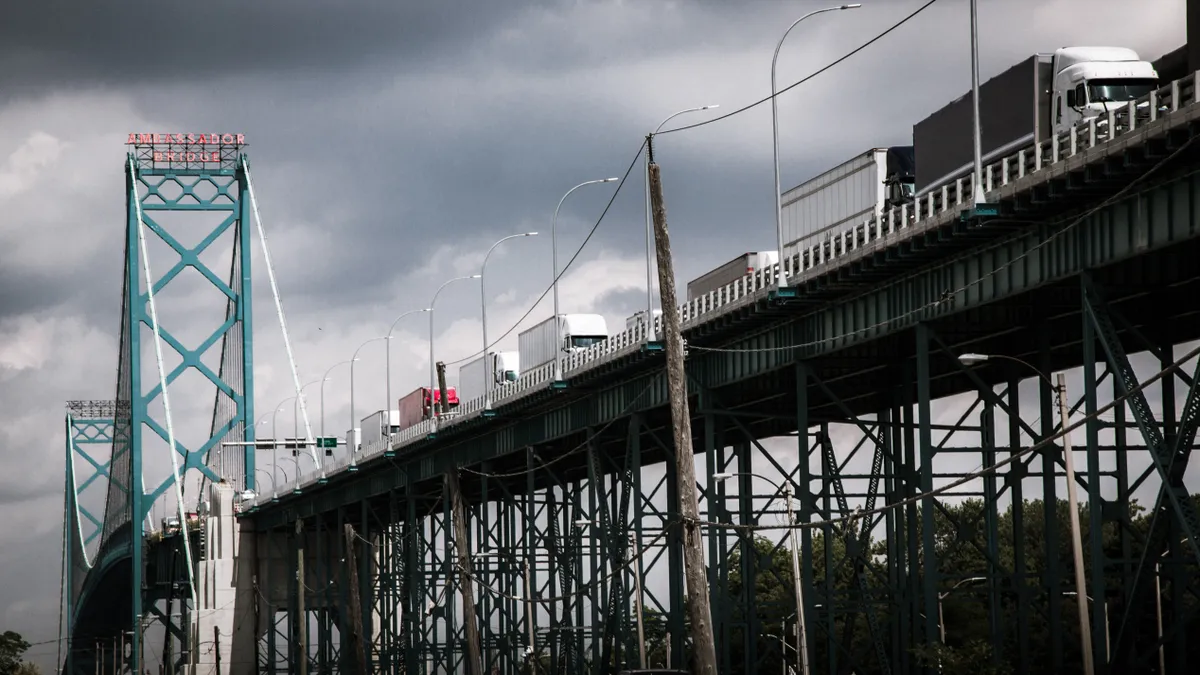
(913, 54, 1053, 194)
(685, 251, 778, 302)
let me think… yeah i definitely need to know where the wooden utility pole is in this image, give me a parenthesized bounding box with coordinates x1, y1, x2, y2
(446, 469, 484, 675)
(646, 142, 719, 674)
(296, 519, 307, 675)
(213, 626, 222, 675)
(343, 524, 369, 675)
(436, 361, 450, 415)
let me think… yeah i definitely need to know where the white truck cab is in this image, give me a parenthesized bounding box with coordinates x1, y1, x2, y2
(1051, 46, 1158, 134)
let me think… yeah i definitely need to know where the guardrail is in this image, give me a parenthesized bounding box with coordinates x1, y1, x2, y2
(257, 71, 1200, 507)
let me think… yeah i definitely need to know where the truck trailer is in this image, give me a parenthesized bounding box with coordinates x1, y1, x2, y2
(780, 146, 914, 253)
(914, 46, 1157, 194)
(685, 251, 779, 302)
(625, 308, 662, 331)
(359, 409, 401, 446)
(457, 351, 519, 404)
(518, 314, 608, 371)
(397, 386, 459, 431)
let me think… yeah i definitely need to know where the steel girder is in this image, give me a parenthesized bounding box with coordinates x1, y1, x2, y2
(244, 149, 1200, 674)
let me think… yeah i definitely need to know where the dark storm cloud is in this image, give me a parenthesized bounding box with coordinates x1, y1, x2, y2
(0, 0, 552, 93)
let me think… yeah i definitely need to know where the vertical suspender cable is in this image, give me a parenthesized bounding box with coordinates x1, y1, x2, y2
(129, 156, 200, 652)
(241, 157, 322, 478)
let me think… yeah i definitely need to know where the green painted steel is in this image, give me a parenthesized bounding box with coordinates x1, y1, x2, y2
(64, 149, 258, 674)
(245, 126, 1200, 674)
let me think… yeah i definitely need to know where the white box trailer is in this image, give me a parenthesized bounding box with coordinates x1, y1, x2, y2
(685, 251, 778, 302)
(780, 147, 914, 255)
(359, 410, 400, 445)
(457, 351, 520, 403)
(625, 309, 662, 331)
(518, 314, 608, 371)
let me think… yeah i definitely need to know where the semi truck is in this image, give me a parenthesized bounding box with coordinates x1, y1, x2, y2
(359, 409, 401, 446)
(518, 314, 609, 371)
(780, 146, 915, 254)
(625, 308, 662, 331)
(685, 251, 779, 301)
(457, 351, 520, 403)
(914, 46, 1158, 194)
(397, 386, 459, 430)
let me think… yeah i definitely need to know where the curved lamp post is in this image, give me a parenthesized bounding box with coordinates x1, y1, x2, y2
(715, 471, 809, 675)
(958, 352, 1093, 675)
(321, 359, 355, 441)
(643, 105, 719, 341)
(386, 308, 431, 433)
(481, 232, 538, 411)
(430, 275, 481, 429)
(551, 178, 618, 382)
(772, 4, 861, 288)
(349, 335, 391, 465)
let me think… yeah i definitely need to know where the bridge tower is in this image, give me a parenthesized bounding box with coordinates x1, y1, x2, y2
(64, 135, 258, 675)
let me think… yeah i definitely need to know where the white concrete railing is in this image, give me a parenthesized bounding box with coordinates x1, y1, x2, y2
(258, 72, 1200, 506)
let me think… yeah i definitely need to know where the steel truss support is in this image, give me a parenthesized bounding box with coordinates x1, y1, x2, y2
(1081, 273, 1200, 673)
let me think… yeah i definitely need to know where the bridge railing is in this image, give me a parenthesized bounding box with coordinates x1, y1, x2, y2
(255, 70, 1200, 505)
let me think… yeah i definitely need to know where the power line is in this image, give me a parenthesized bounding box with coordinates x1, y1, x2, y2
(657, 0, 942, 137)
(440, 137, 648, 368)
(691, 136, 1197, 355)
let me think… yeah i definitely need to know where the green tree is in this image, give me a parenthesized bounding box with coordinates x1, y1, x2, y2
(0, 631, 30, 675)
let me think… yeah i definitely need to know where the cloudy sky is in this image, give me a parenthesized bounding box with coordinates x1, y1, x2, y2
(0, 0, 1187, 668)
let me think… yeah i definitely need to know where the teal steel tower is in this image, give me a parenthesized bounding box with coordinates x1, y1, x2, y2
(63, 137, 257, 674)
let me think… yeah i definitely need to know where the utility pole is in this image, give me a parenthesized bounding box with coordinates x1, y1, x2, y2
(1056, 373, 1095, 675)
(784, 484, 810, 675)
(343, 524, 369, 675)
(213, 627, 222, 675)
(630, 532, 647, 668)
(646, 138, 719, 675)
(436, 361, 450, 415)
(297, 519, 307, 675)
(446, 469, 484, 675)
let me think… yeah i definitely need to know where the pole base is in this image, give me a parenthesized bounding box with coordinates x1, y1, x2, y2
(642, 341, 664, 353)
(550, 380, 569, 390)
(960, 202, 999, 221)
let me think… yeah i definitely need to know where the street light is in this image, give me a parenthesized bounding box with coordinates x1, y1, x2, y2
(714, 471, 810, 675)
(271, 402, 292, 495)
(551, 178, 618, 382)
(474, 550, 536, 660)
(386, 308, 431, 429)
(937, 576, 988, 643)
(430, 275, 481, 428)
(969, 0, 986, 206)
(321, 359, 355, 441)
(480, 232, 538, 411)
(957, 352, 1094, 675)
(573, 521, 648, 667)
(772, 4, 861, 288)
(350, 335, 391, 462)
(293, 378, 326, 459)
(643, 105, 719, 341)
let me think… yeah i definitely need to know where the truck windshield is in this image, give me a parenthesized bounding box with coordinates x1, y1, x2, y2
(571, 335, 606, 348)
(1088, 78, 1157, 104)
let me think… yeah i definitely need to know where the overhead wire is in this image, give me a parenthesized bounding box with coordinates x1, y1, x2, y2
(702, 336, 1200, 532)
(440, 1, 944, 368)
(439, 137, 648, 369)
(690, 136, 1198, 355)
(656, 0, 943, 137)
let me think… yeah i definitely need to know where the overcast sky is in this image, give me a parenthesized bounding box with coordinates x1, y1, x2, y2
(0, 0, 1189, 668)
